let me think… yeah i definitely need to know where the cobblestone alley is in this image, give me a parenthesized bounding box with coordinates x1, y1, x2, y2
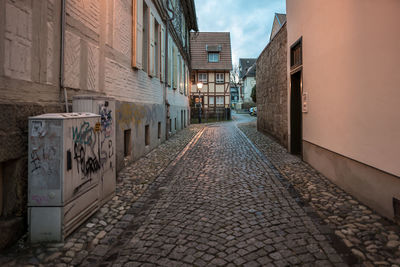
(1, 114, 399, 267)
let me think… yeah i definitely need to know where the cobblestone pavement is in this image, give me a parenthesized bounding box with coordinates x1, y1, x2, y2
(84, 118, 350, 266)
(0, 125, 203, 267)
(2, 114, 398, 267)
(237, 115, 400, 267)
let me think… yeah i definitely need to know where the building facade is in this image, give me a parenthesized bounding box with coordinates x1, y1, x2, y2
(237, 58, 256, 108)
(230, 85, 239, 107)
(0, 0, 197, 248)
(242, 63, 256, 103)
(287, 0, 400, 221)
(190, 32, 232, 119)
(257, 15, 288, 148)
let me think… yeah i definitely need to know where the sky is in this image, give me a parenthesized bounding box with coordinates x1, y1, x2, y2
(194, 0, 286, 67)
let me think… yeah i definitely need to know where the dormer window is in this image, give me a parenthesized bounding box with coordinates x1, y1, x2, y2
(208, 53, 219, 62)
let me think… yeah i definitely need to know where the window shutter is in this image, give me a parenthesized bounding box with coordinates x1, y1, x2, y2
(160, 26, 165, 82)
(149, 12, 155, 77)
(185, 65, 189, 96)
(133, 0, 143, 69)
(173, 45, 177, 89)
(180, 57, 184, 94)
(168, 36, 172, 86)
(178, 55, 181, 93)
(183, 63, 186, 96)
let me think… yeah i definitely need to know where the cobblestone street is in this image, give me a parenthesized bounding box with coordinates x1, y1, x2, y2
(1, 114, 399, 266)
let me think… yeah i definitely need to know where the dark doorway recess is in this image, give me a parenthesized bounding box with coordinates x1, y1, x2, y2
(290, 70, 302, 155)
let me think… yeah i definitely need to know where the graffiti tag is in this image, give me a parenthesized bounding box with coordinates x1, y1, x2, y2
(73, 143, 101, 177)
(30, 150, 41, 172)
(72, 122, 95, 145)
(99, 105, 112, 138)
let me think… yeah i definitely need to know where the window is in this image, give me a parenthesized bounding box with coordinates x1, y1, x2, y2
(153, 20, 160, 78)
(160, 25, 165, 81)
(168, 37, 172, 86)
(290, 37, 302, 69)
(174, 118, 177, 130)
(209, 96, 214, 106)
(216, 96, 224, 105)
(191, 73, 195, 83)
(198, 73, 207, 83)
(216, 73, 224, 83)
(179, 56, 184, 94)
(145, 125, 150, 146)
(208, 52, 219, 62)
(173, 45, 178, 89)
(142, 3, 149, 73)
(132, 0, 164, 77)
(158, 122, 161, 139)
(185, 66, 189, 95)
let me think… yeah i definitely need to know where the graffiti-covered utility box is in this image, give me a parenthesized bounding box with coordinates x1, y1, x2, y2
(28, 113, 101, 242)
(73, 95, 116, 204)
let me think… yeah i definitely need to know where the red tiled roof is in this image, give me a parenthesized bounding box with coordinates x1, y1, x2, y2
(190, 32, 232, 71)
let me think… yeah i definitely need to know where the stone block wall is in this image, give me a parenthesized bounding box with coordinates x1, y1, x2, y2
(256, 24, 288, 148)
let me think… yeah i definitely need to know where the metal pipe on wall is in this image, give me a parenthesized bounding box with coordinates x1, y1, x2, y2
(164, 21, 169, 140)
(164, 0, 175, 140)
(60, 0, 68, 112)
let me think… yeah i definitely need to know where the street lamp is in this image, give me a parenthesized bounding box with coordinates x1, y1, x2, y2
(197, 82, 203, 123)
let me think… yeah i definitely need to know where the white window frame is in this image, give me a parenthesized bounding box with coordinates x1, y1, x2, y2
(208, 96, 214, 106)
(208, 52, 219, 62)
(216, 73, 224, 83)
(198, 73, 207, 83)
(216, 96, 224, 105)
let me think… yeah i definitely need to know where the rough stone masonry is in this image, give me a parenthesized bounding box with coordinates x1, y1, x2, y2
(256, 23, 288, 148)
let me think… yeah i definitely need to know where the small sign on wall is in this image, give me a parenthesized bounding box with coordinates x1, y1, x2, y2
(302, 92, 308, 113)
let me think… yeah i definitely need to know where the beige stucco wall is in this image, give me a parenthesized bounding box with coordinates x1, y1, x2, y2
(287, 0, 400, 177)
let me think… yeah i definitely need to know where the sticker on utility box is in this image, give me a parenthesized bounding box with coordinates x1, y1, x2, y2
(94, 122, 101, 132)
(31, 121, 46, 137)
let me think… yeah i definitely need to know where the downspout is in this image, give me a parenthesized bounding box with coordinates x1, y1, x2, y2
(164, 21, 169, 140)
(164, 0, 175, 140)
(60, 0, 69, 112)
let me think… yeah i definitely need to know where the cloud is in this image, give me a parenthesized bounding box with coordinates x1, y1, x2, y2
(194, 0, 286, 66)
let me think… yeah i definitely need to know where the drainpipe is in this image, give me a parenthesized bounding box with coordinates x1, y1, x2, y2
(164, 0, 175, 140)
(164, 21, 169, 140)
(60, 0, 69, 112)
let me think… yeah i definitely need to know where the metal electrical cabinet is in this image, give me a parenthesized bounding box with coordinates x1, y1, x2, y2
(73, 95, 116, 204)
(28, 113, 101, 242)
